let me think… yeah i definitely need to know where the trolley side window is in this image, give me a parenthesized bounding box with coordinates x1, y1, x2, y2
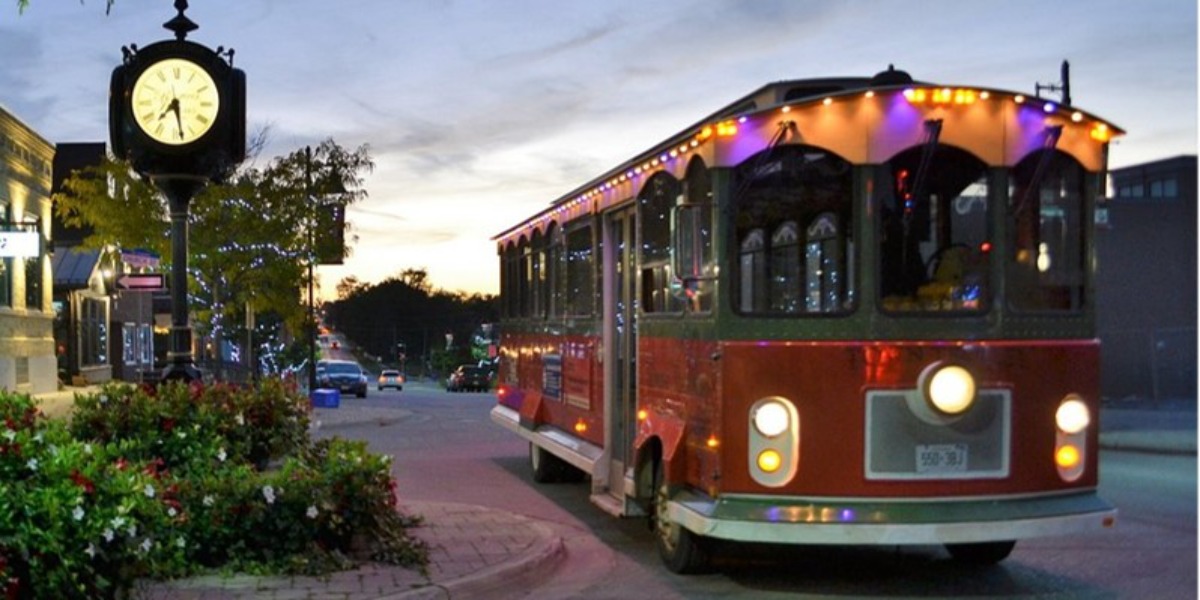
(640, 172, 686, 314)
(879, 145, 991, 314)
(732, 145, 855, 316)
(1007, 149, 1087, 313)
(565, 222, 596, 317)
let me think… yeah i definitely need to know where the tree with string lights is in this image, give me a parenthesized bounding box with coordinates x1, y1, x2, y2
(54, 139, 373, 377)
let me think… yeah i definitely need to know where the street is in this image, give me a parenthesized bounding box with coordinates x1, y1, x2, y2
(317, 382, 1197, 599)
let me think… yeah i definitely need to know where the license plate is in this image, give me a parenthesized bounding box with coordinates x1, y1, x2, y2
(915, 443, 968, 473)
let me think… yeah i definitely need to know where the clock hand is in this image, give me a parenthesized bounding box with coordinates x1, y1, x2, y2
(172, 101, 184, 139)
(159, 97, 180, 121)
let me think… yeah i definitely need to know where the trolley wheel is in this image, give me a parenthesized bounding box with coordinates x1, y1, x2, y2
(652, 463, 709, 574)
(945, 540, 1016, 565)
(529, 443, 570, 483)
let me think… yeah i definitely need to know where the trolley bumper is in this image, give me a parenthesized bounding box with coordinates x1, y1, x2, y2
(668, 490, 1117, 545)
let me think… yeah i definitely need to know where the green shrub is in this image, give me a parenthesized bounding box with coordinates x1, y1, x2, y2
(0, 380, 426, 598)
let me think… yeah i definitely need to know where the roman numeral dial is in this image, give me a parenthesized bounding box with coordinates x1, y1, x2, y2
(131, 57, 220, 146)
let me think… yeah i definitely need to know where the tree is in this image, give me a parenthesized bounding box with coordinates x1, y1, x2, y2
(54, 138, 374, 372)
(325, 272, 499, 378)
(16, 0, 116, 14)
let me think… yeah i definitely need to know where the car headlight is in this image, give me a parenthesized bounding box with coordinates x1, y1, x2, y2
(752, 400, 791, 438)
(1056, 396, 1091, 434)
(922, 363, 976, 415)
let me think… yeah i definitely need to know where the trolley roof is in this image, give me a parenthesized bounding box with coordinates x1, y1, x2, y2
(495, 66, 1123, 244)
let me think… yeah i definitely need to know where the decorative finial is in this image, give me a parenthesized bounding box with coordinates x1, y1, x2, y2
(163, 0, 199, 41)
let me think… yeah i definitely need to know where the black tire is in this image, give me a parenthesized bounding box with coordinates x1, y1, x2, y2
(652, 463, 709, 574)
(530, 443, 570, 483)
(946, 541, 1016, 565)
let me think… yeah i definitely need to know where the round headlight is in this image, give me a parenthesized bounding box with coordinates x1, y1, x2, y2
(1056, 396, 1091, 434)
(753, 400, 790, 438)
(925, 365, 976, 415)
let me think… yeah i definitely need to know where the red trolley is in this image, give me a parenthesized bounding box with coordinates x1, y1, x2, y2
(491, 66, 1121, 572)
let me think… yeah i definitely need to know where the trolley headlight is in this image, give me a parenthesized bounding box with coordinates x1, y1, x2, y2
(1056, 396, 1091, 434)
(753, 400, 791, 438)
(748, 397, 800, 488)
(922, 364, 976, 415)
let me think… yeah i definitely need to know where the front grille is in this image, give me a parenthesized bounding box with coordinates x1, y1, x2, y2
(865, 390, 1011, 480)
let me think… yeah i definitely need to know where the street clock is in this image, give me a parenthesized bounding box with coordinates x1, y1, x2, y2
(109, 5, 245, 180)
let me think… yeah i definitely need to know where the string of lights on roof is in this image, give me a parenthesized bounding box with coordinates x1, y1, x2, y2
(496, 85, 1117, 246)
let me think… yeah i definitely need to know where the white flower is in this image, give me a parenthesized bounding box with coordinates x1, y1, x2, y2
(25, 458, 37, 471)
(262, 485, 276, 505)
(140, 538, 152, 553)
(128, 524, 137, 538)
(175, 536, 186, 549)
(73, 506, 85, 521)
(167, 507, 178, 518)
(103, 528, 114, 542)
(306, 505, 319, 519)
(99, 394, 108, 404)
(83, 443, 93, 455)
(203, 495, 215, 507)
(144, 484, 155, 499)
(235, 413, 245, 426)
(2, 429, 14, 441)
(85, 543, 97, 558)
(217, 447, 227, 462)
(111, 516, 127, 529)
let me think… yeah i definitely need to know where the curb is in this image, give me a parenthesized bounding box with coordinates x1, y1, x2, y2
(388, 520, 565, 599)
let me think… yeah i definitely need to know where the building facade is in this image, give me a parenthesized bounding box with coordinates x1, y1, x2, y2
(0, 106, 58, 394)
(1098, 155, 1197, 402)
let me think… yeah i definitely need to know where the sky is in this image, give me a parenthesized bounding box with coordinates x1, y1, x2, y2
(2, 0, 1196, 299)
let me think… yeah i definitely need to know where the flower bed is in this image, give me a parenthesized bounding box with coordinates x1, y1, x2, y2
(0, 379, 426, 598)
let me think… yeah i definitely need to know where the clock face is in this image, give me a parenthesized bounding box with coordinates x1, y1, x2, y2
(131, 57, 220, 145)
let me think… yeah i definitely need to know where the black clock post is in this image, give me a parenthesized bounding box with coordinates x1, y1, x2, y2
(109, 0, 246, 382)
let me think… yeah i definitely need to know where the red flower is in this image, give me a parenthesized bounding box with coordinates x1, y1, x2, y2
(69, 469, 96, 494)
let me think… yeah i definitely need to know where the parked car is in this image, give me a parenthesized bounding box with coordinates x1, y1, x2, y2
(317, 360, 368, 398)
(447, 364, 490, 392)
(378, 369, 405, 391)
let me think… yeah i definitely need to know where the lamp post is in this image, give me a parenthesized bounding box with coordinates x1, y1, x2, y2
(304, 145, 345, 393)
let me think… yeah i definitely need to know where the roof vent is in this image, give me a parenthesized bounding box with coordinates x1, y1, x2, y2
(871, 64, 913, 87)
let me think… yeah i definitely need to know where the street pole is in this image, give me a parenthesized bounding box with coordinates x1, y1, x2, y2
(161, 177, 204, 382)
(306, 146, 317, 394)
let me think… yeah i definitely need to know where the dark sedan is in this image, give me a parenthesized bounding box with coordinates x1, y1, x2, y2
(447, 365, 490, 392)
(317, 360, 368, 398)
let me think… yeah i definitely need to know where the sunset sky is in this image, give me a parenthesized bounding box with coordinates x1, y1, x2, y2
(3, 0, 1195, 298)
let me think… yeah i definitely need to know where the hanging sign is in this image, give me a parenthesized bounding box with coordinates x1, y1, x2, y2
(0, 231, 41, 258)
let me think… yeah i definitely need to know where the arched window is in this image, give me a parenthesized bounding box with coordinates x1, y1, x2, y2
(639, 172, 684, 313)
(733, 145, 854, 315)
(545, 222, 563, 318)
(770, 221, 801, 312)
(879, 144, 990, 313)
(739, 229, 766, 313)
(565, 221, 595, 317)
(682, 157, 714, 312)
(1008, 149, 1087, 312)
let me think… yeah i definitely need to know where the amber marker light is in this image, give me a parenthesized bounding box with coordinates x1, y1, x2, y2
(706, 435, 720, 449)
(1056, 444, 1081, 470)
(757, 449, 783, 473)
(637, 409, 648, 422)
(574, 419, 588, 434)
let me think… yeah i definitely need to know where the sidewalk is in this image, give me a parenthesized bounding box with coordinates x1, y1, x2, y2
(132, 501, 564, 599)
(29, 385, 1196, 599)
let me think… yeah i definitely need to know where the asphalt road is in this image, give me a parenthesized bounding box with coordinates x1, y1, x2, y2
(321, 383, 1197, 599)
